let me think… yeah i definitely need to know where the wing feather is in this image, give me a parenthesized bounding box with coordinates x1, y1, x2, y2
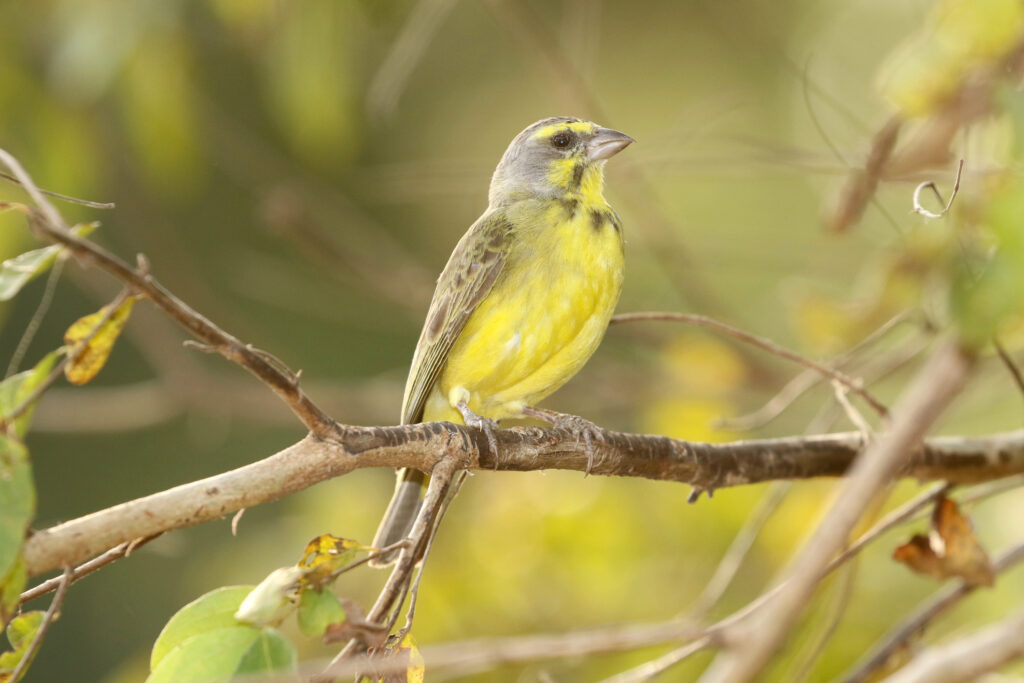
(400, 210, 511, 424)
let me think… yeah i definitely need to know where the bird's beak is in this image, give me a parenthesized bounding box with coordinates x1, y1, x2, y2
(588, 127, 635, 161)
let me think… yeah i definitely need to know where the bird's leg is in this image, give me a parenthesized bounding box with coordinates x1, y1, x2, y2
(521, 407, 605, 475)
(456, 400, 500, 463)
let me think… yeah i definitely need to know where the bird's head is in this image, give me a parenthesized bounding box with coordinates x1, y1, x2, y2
(489, 117, 633, 206)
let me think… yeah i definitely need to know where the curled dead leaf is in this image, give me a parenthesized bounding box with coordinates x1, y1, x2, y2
(893, 496, 995, 587)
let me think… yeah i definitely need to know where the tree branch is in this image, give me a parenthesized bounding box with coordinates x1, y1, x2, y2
(0, 145, 336, 438)
(24, 396, 1024, 578)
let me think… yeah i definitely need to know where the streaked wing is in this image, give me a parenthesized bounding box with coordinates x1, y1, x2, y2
(401, 210, 512, 424)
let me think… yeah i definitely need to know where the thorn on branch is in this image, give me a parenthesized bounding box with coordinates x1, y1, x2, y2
(231, 509, 245, 536)
(135, 253, 151, 276)
(182, 340, 219, 354)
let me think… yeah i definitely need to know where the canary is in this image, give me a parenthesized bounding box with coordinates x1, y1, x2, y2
(371, 117, 633, 566)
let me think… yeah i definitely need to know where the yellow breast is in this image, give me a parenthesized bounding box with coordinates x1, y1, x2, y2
(426, 198, 624, 423)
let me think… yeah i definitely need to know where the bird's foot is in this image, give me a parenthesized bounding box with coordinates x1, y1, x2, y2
(522, 407, 604, 475)
(456, 400, 500, 464)
(688, 487, 715, 504)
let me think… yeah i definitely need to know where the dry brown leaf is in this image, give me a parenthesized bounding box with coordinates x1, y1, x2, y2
(893, 497, 995, 587)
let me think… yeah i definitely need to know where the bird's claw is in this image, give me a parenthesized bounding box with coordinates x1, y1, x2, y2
(688, 487, 715, 503)
(456, 401, 500, 465)
(522, 407, 604, 475)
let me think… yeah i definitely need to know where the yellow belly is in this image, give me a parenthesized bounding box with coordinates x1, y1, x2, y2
(424, 201, 624, 423)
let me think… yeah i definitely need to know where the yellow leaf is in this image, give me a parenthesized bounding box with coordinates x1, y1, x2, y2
(393, 634, 424, 683)
(63, 297, 136, 385)
(299, 535, 368, 585)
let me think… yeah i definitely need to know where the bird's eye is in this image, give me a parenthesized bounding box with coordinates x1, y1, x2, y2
(550, 132, 572, 149)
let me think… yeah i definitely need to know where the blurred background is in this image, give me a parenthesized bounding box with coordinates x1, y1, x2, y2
(1, 0, 1023, 680)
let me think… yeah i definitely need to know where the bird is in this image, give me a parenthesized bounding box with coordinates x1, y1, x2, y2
(370, 116, 633, 567)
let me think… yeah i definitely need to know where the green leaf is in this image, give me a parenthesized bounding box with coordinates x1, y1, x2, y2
(0, 223, 97, 302)
(150, 586, 254, 671)
(234, 628, 297, 675)
(5, 612, 41, 652)
(148, 626, 257, 683)
(0, 350, 60, 439)
(146, 626, 296, 683)
(0, 611, 45, 680)
(297, 588, 346, 638)
(0, 246, 60, 302)
(0, 437, 34, 584)
(0, 556, 26, 630)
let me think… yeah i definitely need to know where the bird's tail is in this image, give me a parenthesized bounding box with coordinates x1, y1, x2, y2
(370, 468, 428, 567)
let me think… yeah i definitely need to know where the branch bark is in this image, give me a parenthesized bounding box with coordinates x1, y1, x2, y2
(25, 391, 1024, 578)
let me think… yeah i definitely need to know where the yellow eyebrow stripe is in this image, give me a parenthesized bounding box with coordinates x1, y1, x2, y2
(533, 120, 596, 139)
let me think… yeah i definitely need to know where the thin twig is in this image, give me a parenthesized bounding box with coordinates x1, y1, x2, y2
(5, 256, 65, 378)
(319, 458, 460, 681)
(326, 541, 411, 583)
(366, 0, 459, 117)
(832, 380, 875, 437)
(688, 482, 792, 620)
(10, 565, 73, 681)
(20, 535, 160, 604)
(698, 341, 974, 683)
(395, 469, 468, 642)
(0, 150, 66, 231)
(597, 636, 713, 683)
(994, 338, 1024, 411)
(611, 311, 890, 418)
(720, 311, 915, 431)
(881, 608, 1024, 683)
(827, 482, 951, 573)
(912, 160, 965, 219)
(0, 171, 115, 209)
(788, 563, 858, 683)
(0, 147, 335, 437)
(1, 288, 131, 431)
(840, 540, 1024, 683)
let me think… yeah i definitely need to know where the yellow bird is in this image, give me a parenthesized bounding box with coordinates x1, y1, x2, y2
(371, 117, 633, 566)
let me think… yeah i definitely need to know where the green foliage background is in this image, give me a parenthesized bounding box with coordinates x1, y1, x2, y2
(1, 0, 1024, 680)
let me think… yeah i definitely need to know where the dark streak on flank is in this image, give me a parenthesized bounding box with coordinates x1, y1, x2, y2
(589, 209, 606, 232)
(609, 210, 623, 233)
(561, 198, 579, 219)
(570, 163, 585, 191)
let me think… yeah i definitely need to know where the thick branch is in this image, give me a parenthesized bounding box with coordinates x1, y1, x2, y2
(24, 407, 1024, 577)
